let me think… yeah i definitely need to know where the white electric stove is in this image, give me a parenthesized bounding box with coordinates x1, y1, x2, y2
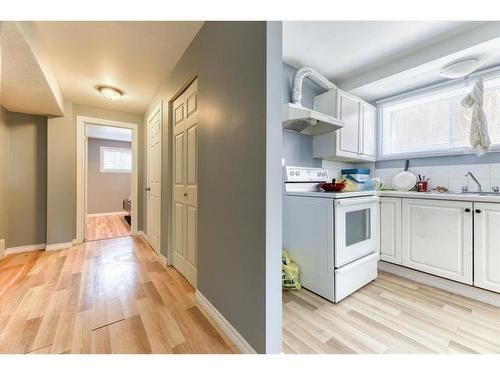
(283, 165, 379, 302)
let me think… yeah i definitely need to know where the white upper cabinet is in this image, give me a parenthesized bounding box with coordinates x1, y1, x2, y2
(312, 89, 376, 162)
(473, 202, 500, 293)
(379, 197, 402, 264)
(361, 103, 376, 158)
(402, 198, 473, 284)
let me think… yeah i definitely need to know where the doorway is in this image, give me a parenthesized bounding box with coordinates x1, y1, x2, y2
(76, 117, 139, 244)
(171, 78, 198, 288)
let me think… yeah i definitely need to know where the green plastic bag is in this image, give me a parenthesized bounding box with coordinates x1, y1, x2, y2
(282, 250, 301, 291)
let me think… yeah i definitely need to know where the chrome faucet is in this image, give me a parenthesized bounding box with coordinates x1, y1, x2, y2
(465, 171, 482, 192)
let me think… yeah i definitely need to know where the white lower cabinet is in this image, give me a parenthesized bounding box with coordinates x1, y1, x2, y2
(401, 199, 473, 284)
(379, 197, 402, 264)
(474, 202, 500, 293)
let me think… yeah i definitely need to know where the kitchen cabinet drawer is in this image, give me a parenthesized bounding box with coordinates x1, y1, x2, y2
(474, 202, 500, 293)
(380, 197, 402, 264)
(335, 252, 379, 302)
(402, 199, 473, 284)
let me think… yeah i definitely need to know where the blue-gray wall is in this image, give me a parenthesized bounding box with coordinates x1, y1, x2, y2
(282, 63, 322, 168)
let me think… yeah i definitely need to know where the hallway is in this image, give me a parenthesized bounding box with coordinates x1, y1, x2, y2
(0, 236, 238, 354)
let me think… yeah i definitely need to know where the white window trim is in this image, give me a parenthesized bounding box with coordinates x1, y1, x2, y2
(377, 66, 500, 160)
(99, 146, 132, 173)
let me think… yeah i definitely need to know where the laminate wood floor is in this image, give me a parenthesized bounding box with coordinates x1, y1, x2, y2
(0, 236, 238, 354)
(86, 214, 131, 241)
(283, 271, 500, 354)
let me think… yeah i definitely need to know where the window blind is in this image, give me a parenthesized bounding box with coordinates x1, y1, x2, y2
(379, 73, 500, 159)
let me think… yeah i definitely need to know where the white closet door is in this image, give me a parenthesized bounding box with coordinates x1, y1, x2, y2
(172, 79, 198, 287)
(146, 103, 162, 253)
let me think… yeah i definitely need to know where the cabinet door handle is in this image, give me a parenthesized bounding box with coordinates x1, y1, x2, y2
(475, 209, 482, 214)
(465, 208, 471, 212)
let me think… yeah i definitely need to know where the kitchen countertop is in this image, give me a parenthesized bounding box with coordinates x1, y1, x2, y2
(379, 190, 500, 203)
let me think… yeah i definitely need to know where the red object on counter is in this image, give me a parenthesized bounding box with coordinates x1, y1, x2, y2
(416, 181, 428, 192)
(319, 181, 346, 192)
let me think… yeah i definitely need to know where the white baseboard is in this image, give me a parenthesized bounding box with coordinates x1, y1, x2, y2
(138, 231, 168, 267)
(378, 261, 500, 308)
(137, 230, 146, 241)
(158, 252, 168, 268)
(87, 211, 128, 218)
(5, 243, 46, 255)
(45, 241, 74, 251)
(195, 291, 256, 354)
(0, 239, 5, 259)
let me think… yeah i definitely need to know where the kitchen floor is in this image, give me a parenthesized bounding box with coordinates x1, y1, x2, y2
(283, 271, 500, 354)
(86, 214, 131, 241)
(0, 236, 238, 354)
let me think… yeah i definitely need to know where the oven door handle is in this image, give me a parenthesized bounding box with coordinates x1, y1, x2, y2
(335, 196, 379, 206)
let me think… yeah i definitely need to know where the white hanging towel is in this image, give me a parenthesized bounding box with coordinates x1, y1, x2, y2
(461, 78, 490, 156)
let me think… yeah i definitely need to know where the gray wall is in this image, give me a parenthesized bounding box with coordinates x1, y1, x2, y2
(0, 106, 9, 245)
(47, 99, 75, 245)
(282, 63, 322, 168)
(87, 138, 131, 214)
(46, 101, 143, 245)
(143, 21, 281, 353)
(7, 111, 47, 247)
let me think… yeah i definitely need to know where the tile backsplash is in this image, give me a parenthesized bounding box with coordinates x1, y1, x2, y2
(322, 160, 358, 181)
(373, 163, 500, 192)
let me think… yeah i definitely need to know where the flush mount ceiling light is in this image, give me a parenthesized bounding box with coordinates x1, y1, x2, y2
(439, 58, 482, 79)
(97, 86, 124, 100)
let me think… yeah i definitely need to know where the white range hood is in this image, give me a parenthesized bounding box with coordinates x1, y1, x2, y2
(282, 103, 344, 136)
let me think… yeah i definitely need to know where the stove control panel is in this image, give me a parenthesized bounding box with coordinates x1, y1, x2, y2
(284, 166, 329, 182)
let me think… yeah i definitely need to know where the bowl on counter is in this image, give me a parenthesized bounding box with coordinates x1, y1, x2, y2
(319, 180, 346, 192)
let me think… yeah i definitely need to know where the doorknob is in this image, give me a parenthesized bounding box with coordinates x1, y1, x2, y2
(184, 192, 188, 197)
(145, 187, 151, 191)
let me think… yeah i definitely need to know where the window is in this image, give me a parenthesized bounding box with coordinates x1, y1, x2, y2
(378, 73, 500, 159)
(100, 146, 132, 173)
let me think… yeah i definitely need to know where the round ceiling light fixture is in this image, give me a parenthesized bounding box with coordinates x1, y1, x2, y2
(97, 86, 124, 100)
(439, 58, 482, 79)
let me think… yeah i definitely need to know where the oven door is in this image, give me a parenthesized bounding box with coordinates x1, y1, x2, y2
(334, 196, 379, 267)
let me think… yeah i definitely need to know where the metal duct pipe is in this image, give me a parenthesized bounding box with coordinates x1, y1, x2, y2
(291, 66, 337, 106)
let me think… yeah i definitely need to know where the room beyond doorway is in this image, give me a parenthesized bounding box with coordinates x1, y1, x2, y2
(85, 125, 132, 241)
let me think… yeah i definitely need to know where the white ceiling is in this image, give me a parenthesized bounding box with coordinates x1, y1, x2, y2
(1, 22, 64, 116)
(283, 21, 470, 80)
(350, 37, 500, 102)
(33, 21, 204, 114)
(86, 124, 132, 142)
(283, 21, 500, 101)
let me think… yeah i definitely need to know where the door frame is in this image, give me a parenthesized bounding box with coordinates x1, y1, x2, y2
(76, 116, 139, 244)
(145, 101, 162, 253)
